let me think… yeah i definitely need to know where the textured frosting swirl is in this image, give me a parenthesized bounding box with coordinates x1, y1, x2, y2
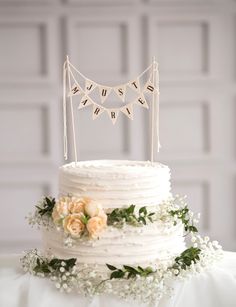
(42, 221, 185, 266)
(59, 160, 171, 209)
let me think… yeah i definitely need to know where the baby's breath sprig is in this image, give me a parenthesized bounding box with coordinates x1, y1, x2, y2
(107, 205, 155, 227)
(169, 204, 198, 234)
(34, 256, 77, 275)
(21, 249, 76, 275)
(21, 249, 78, 293)
(26, 197, 55, 229)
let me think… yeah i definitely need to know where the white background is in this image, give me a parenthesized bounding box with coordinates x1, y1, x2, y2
(0, 0, 235, 252)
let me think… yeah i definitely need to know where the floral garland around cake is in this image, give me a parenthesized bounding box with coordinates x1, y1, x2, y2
(23, 195, 223, 305)
(27, 194, 199, 244)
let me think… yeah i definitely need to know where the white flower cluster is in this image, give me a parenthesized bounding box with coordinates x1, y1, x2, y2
(51, 265, 78, 294)
(154, 195, 200, 232)
(20, 249, 78, 293)
(21, 249, 40, 274)
(20, 235, 223, 306)
(169, 237, 223, 283)
(100, 272, 171, 305)
(188, 234, 223, 271)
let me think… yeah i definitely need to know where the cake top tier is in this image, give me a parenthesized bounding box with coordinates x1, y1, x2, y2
(59, 160, 171, 209)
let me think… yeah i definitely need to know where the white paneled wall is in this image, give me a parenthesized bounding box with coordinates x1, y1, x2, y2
(0, 0, 235, 252)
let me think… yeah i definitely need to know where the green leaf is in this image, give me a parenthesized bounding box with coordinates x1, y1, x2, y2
(49, 259, 60, 266)
(145, 266, 153, 274)
(80, 214, 88, 224)
(139, 216, 146, 225)
(33, 255, 76, 276)
(173, 247, 201, 271)
(110, 270, 125, 279)
(127, 205, 135, 214)
(188, 225, 198, 233)
(106, 264, 117, 271)
(127, 272, 135, 279)
(139, 207, 147, 215)
(36, 196, 56, 217)
(137, 266, 144, 272)
(107, 204, 155, 227)
(34, 261, 51, 274)
(66, 258, 76, 267)
(48, 257, 76, 271)
(106, 263, 156, 280)
(123, 265, 139, 274)
(41, 264, 51, 273)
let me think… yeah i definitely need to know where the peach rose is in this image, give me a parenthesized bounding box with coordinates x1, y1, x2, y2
(84, 200, 103, 217)
(63, 214, 85, 238)
(86, 216, 107, 239)
(52, 196, 90, 224)
(98, 211, 107, 224)
(68, 197, 89, 214)
(52, 198, 70, 223)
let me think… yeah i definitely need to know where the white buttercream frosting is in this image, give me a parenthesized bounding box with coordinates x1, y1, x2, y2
(59, 160, 171, 209)
(42, 159, 186, 266)
(42, 221, 186, 266)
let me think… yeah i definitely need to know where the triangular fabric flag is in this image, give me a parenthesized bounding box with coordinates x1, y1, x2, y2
(68, 83, 83, 97)
(78, 95, 93, 109)
(120, 103, 134, 120)
(99, 86, 112, 104)
(113, 85, 126, 102)
(85, 79, 97, 94)
(92, 104, 105, 120)
(135, 95, 149, 109)
(128, 78, 140, 93)
(107, 109, 119, 125)
(144, 80, 157, 94)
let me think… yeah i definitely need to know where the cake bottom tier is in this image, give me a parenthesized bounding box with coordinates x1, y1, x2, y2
(42, 222, 186, 266)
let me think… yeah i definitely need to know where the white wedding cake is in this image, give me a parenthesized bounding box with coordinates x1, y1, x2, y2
(21, 57, 222, 305)
(42, 160, 186, 266)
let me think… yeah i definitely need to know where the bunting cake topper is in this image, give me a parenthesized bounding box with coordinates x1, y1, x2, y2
(63, 56, 160, 163)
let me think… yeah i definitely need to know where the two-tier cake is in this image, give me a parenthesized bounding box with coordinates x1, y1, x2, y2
(42, 160, 185, 266)
(21, 58, 222, 305)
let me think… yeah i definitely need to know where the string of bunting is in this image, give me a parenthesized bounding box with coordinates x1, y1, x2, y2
(63, 56, 160, 162)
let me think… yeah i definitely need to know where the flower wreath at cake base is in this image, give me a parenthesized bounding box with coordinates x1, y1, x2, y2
(21, 196, 223, 305)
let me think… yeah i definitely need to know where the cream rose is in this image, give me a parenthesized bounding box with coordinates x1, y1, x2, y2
(63, 214, 85, 238)
(68, 197, 89, 214)
(84, 200, 104, 217)
(52, 198, 70, 223)
(98, 211, 107, 224)
(52, 196, 90, 224)
(86, 216, 107, 239)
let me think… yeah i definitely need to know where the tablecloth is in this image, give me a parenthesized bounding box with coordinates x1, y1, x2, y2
(0, 252, 236, 307)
